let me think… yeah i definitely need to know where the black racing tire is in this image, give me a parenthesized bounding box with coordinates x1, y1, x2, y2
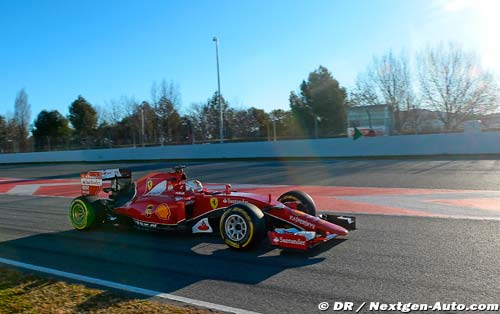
(278, 190, 317, 216)
(219, 203, 266, 250)
(68, 196, 102, 230)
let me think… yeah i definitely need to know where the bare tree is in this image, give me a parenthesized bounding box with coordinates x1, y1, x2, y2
(351, 51, 416, 133)
(118, 96, 140, 146)
(102, 98, 127, 125)
(418, 42, 499, 131)
(94, 104, 109, 126)
(159, 79, 181, 108)
(13, 88, 31, 151)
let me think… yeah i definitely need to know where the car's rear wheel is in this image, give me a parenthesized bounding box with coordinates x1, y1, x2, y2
(278, 190, 317, 216)
(219, 203, 265, 250)
(69, 197, 102, 230)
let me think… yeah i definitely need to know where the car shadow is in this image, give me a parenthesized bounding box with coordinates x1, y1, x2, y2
(0, 225, 347, 296)
(74, 290, 131, 312)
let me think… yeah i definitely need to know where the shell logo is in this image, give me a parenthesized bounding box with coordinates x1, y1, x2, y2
(155, 203, 171, 220)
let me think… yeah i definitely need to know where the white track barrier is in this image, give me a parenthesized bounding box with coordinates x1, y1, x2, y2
(1, 131, 499, 163)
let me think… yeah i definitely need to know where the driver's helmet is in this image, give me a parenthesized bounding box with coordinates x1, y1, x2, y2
(186, 179, 203, 192)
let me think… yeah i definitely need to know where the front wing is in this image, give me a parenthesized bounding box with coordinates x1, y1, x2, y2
(268, 214, 356, 250)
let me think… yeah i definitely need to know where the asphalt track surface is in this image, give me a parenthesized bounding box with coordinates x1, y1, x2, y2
(1, 160, 500, 313)
(2, 159, 500, 190)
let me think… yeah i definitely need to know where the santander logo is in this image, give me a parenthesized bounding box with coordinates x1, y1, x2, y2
(275, 236, 306, 246)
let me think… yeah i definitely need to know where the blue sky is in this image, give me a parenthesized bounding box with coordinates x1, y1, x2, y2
(0, 0, 498, 122)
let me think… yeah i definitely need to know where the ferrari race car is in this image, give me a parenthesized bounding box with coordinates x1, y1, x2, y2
(69, 166, 355, 251)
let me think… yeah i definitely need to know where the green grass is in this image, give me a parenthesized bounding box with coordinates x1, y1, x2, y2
(0, 267, 219, 314)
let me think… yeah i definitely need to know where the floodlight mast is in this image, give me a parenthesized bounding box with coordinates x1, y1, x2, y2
(213, 36, 223, 143)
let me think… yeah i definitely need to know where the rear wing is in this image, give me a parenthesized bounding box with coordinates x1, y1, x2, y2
(80, 168, 131, 196)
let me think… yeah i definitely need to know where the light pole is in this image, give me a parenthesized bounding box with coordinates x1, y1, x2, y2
(183, 117, 195, 144)
(213, 36, 223, 143)
(365, 109, 373, 129)
(271, 113, 277, 141)
(313, 114, 321, 139)
(141, 108, 145, 147)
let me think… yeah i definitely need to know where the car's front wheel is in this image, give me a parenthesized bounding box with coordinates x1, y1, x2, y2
(278, 190, 317, 216)
(219, 203, 265, 250)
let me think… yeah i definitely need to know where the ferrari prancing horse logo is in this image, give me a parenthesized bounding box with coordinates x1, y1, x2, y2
(146, 179, 153, 191)
(210, 197, 218, 209)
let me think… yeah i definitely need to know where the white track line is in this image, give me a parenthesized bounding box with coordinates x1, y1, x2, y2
(0, 257, 260, 314)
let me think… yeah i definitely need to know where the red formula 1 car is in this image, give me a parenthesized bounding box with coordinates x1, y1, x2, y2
(69, 166, 355, 251)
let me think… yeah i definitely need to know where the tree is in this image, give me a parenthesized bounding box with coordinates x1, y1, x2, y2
(139, 101, 157, 144)
(418, 43, 499, 131)
(118, 101, 158, 146)
(187, 92, 231, 142)
(351, 51, 416, 132)
(289, 66, 347, 137)
(153, 80, 183, 144)
(68, 96, 97, 147)
(13, 89, 31, 151)
(156, 95, 182, 143)
(248, 107, 269, 139)
(229, 107, 269, 139)
(32, 110, 71, 150)
(102, 98, 128, 125)
(270, 109, 302, 139)
(248, 107, 270, 139)
(0, 115, 7, 152)
(186, 103, 203, 142)
(95, 121, 114, 148)
(0, 116, 20, 152)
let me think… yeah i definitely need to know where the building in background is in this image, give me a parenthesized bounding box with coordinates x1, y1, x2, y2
(480, 113, 500, 130)
(400, 109, 444, 134)
(347, 104, 393, 137)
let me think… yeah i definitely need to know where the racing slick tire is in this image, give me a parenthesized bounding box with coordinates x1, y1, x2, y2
(278, 190, 317, 216)
(220, 203, 266, 250)
(69, 196, 103, 230)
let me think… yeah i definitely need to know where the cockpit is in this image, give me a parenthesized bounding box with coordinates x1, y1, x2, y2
(186, 179, 204, 193)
